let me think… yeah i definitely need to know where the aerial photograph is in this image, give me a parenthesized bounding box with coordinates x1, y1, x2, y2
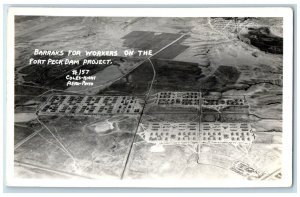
(14, 16, 283, 182)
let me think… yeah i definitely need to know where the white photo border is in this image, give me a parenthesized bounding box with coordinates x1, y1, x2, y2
(5, 7, 294, 188)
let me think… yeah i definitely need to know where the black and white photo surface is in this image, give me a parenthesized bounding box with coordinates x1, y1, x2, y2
(6, 8, 293, 187)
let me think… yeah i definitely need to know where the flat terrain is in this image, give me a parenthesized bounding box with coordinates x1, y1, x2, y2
(15, 115, 140, 179)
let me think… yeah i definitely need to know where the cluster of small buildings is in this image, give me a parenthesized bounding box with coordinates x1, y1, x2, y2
(139, 122, 199, 144)
(202, 98, 246, 106)
(201, 96, 249, 113)
(230, 161, 264, 179)
(150, 92, 249, 113)
(139, 92, 254, 145)
(199, 122, 255, 143)
(38, 92, 255, 145)
(38, 95, 143, 116)
(138, 122, 255, 145)
(152, 92, 201, 107)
